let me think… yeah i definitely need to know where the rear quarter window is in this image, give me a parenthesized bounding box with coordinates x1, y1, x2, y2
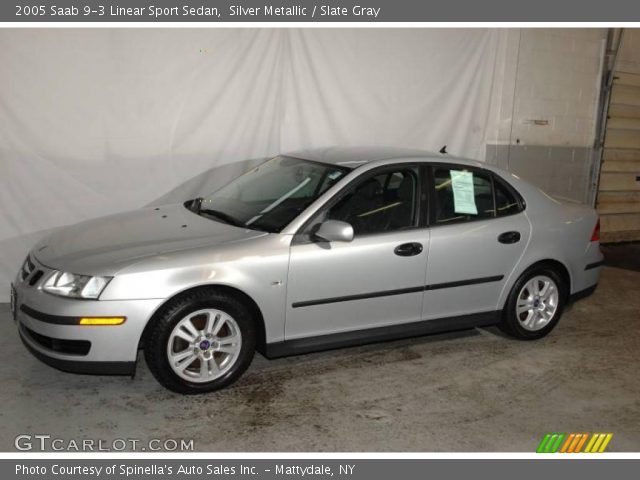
(494, 177, 523, 217)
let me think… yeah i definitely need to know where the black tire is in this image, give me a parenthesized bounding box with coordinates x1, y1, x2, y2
(499, 264, 568, 340)
(144, 289, 256, 394)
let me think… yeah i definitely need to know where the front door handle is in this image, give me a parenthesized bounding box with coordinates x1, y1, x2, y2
(498, 231, 521, 244)
(394, 242, 423, 257)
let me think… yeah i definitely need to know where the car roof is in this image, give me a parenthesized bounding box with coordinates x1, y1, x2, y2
(285, 145, 486, 169)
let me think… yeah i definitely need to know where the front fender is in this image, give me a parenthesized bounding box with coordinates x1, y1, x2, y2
(100, 234, 292, 343)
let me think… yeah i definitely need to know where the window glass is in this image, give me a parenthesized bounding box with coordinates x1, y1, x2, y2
(433, 167, 495, 224)
(494, 179, 521, 217)
(318, 167, 419, 236)
(198, 156, 349, 233)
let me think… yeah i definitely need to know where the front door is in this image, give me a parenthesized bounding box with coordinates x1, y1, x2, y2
(285, 165, 429, 340)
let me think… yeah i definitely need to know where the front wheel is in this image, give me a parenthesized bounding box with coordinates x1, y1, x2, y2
(144, 290, 256, 394)
(499, 266, 567, 340)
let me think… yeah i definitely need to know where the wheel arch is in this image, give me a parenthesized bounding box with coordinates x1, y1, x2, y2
(138, 284, 267, 354)
(515, 258, 572, 300)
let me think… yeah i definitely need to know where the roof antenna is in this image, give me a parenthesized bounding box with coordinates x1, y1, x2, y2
(439, 145, 448, 154)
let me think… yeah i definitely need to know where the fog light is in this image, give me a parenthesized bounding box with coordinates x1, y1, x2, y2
(78, 317, 126, 326)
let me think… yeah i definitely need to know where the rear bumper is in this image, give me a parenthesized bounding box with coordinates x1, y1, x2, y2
(570, 243, 604, 296)
(585, 260, 604, 271)
(569, 283, 598, 304)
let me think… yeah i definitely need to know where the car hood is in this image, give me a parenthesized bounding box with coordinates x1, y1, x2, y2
(32, 204, 268, 276)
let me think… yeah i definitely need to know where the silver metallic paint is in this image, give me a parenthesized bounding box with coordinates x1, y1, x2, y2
(13, 147, 603, 369)
(313, 220, 354, 243)
(286, 228, 429, 339)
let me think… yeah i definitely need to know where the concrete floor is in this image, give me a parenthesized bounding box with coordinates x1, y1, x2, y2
(1, 266, 639, 452)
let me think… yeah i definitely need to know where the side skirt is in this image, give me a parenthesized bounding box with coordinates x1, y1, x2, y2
(263, 311, 500, 359)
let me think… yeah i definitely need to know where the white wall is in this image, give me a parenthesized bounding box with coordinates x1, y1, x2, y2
(511, 29, 604, 147)
(0, 28, 609, 301)
(0, 28, 505, 300)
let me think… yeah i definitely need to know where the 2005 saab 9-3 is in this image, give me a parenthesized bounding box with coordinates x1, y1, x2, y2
(11, 147, 603, 393)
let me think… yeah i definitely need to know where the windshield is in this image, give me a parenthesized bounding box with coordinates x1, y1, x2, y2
(194, 156, 350, 233)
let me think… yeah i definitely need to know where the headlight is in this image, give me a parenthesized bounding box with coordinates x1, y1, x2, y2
(42, 271, 112, 299)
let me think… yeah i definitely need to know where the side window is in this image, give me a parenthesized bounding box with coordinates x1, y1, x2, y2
(433, 167, 495, 224)
(494, 178, 522, 217)
(319, 167, 419, 236)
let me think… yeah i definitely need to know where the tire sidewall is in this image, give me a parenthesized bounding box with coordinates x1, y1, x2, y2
(146, 292, 256, 394)
(504, 266, 567, 340)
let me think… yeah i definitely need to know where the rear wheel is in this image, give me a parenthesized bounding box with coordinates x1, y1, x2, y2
(144, 290, 256, 394)
(499, 266, 567, 340)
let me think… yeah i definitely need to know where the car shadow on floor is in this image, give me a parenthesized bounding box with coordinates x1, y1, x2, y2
(601, 242, 640, 272)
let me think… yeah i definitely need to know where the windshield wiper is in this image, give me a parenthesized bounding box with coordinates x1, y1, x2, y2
(198, 208, 243, 227)
(188, 198, 276, 233)
(186, 197, 241, 227)
(200, 209, 276, 233)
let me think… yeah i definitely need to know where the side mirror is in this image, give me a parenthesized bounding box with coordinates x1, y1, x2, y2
(314, 220, 354, 243)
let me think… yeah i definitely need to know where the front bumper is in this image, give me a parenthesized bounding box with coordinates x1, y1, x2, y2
(19, 327, 136, 375)
(12, 260, 164, 375)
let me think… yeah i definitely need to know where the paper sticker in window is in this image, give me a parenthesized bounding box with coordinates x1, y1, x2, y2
(450, 170, 478, 215)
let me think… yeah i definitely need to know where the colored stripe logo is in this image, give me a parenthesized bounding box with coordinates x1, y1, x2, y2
(537, 433, 613, 453)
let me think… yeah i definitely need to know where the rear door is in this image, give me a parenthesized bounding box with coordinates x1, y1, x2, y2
(422, 164, 531, 320)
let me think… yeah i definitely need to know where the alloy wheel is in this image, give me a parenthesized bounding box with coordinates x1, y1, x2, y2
(515, 275, 559, 332)
(166, 309, 242, 383)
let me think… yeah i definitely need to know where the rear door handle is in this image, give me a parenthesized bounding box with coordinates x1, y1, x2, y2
(498, 231, 521, 244)
(394, 242, 423, 257)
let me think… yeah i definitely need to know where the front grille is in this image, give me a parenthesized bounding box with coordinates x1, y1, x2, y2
(21, 325, 90, 356)
(20, 256, 35, 282)
(20, 256, 51, 288)
(29, 270, 43, 286)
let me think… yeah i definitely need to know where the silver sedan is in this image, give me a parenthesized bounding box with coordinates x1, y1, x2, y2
(11, 147, 603, 393)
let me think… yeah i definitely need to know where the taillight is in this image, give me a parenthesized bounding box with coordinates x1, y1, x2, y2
(590, 218, 600, 242)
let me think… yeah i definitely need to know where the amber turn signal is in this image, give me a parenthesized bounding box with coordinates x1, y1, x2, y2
(78, 317, 126, 326)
